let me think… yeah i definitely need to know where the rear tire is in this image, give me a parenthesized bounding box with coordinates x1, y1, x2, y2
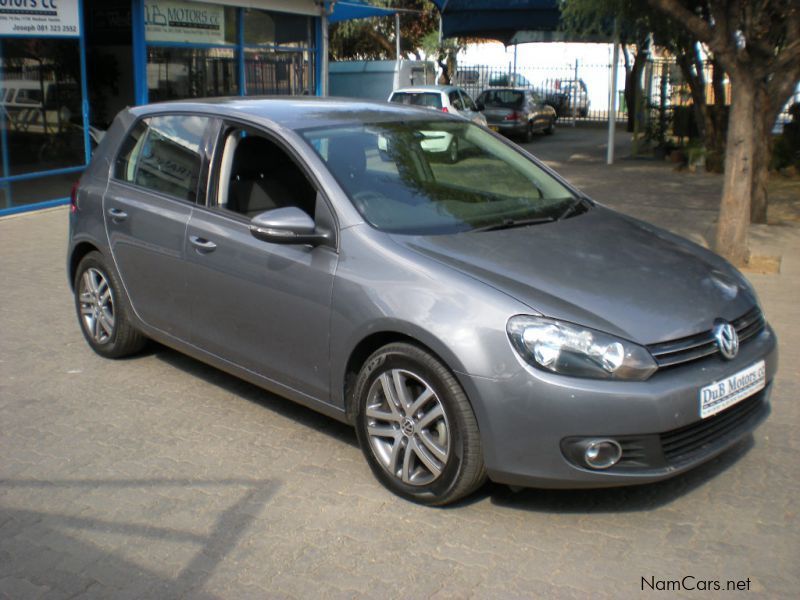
(545, 119, 555, 135)
(523, 123, 534, 143)
(354, 343, 486, 506)
(74, 251, 146, 358)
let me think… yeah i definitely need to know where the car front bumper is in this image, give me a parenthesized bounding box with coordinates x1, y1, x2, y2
(460, 325, 777, 489)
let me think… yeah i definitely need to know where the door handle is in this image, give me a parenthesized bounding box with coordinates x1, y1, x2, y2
(189, 235, 217, 253)
(107, 207, 128, 222)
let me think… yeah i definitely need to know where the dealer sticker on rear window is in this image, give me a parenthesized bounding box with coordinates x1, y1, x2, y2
(699, 360, 766, 419)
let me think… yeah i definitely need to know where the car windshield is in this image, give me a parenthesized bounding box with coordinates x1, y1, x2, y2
(389, 92, 442, 109)
(300, 120, 579, 235)
(480, 90, 524, 109)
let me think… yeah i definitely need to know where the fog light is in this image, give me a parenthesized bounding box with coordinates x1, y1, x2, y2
(583, 439, 622, 469)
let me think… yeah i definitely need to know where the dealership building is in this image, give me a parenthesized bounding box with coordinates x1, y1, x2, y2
(0, 0, 388, 215)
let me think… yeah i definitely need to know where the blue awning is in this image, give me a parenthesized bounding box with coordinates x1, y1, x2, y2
(431, 0, 563, 44)
(329, 1, 398, 24)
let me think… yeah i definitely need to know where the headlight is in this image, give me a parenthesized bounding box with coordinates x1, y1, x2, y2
(507, 316, 657, 380)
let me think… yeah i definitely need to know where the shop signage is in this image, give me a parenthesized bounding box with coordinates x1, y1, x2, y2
(144, 0, 226, 45)
(0, 0, 80, 37)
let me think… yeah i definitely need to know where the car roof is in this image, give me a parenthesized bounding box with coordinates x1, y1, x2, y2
(391, 86, 459, 94)
(126, 96, 461, 130)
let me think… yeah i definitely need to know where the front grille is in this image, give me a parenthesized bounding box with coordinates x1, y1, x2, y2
(659, 391, 767, 465)
(647, 306, 765, 369)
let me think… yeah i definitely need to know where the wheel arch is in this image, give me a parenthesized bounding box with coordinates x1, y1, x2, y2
(69, 241, 102, 290)
(341, 327, 471, 425)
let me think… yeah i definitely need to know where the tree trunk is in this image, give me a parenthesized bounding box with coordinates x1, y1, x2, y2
(706, 58, 727, 173)
(675, 51, 708, 140)
(749, 83, 775, 224)
(715, 75, 756, 266)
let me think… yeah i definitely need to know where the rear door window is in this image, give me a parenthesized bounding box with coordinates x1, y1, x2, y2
(114, 114, 210, 203)
(389, 92, 443, 109)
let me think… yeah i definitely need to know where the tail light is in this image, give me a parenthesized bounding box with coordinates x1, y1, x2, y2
(504, 111, 522, 121)
(441, 106, 449, 113)
(70, 181, 79, 213)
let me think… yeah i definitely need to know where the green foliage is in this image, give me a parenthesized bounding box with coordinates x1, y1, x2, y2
(329, 1, 439, 61)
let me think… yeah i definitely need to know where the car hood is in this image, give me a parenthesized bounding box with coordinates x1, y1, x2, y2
(391, 206, 757, 345)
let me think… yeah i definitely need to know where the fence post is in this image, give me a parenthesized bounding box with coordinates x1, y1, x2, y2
(573, 58, 578, 128)
(607, 28, 620, 165)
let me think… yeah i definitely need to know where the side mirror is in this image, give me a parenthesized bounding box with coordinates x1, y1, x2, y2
(476, 102, 485, 112)
(249, 206, 330, 246)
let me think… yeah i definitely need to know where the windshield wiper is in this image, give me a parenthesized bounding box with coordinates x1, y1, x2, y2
(471, 216, 555, 233)
(557, 196, 592, 221)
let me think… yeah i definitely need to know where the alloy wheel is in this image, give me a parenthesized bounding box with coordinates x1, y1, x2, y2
(365, 368, 451, 486)
(78, 267, 115, 344)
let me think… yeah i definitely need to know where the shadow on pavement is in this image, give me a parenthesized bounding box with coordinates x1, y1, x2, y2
(149, 343, 358, 450)
(0, 478, 278, 598)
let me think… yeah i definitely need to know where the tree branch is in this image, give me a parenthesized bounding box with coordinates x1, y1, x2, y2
(646, 0, 713, 43)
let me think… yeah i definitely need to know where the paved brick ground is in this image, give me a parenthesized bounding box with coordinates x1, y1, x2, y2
(1, 127, 798, 599)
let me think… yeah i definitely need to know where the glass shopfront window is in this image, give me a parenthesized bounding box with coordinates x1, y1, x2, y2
(244, 48, 313, 96)
(142, 4, 316, 103)
(147, 47, 237, 101)
(244, 10, 312, 48)
(243, 9, 315, 96)
(0, 34, 88, 212)
(1, 39, 84, 176)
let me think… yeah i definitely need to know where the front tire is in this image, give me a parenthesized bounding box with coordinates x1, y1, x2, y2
(354, 343, 486, 505)
(74, 251, 146, 358)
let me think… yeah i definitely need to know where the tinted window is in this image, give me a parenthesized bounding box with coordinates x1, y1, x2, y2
(114, 115, 208, 203)
(389, 92, 442, 109)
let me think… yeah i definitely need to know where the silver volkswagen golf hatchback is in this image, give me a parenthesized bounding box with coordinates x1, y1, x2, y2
(68, 98, 777, 505)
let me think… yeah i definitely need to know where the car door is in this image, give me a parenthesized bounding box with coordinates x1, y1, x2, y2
(105, 114, 213, 339)
(183, 125, 338, 401)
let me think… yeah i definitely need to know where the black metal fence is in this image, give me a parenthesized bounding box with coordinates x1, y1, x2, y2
(454, 62, 627, 123)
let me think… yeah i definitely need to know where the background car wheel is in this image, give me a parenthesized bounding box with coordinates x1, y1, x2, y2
(353, 342, 486, 506)
(446, 138, 459, 163)
(545, 120, 555, 135)
(523, 123, 534, 143)
(74, 251, 146, 358)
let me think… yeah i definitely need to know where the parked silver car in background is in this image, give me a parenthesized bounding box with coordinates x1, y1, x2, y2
(68, 98, 777, 505)
(476, 87, 557, 141)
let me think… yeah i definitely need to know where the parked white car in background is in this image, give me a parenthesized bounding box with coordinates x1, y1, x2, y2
(385, 85, 487, 161)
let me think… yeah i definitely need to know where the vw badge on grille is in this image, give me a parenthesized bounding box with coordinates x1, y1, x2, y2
(713, 320, 739, 359)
